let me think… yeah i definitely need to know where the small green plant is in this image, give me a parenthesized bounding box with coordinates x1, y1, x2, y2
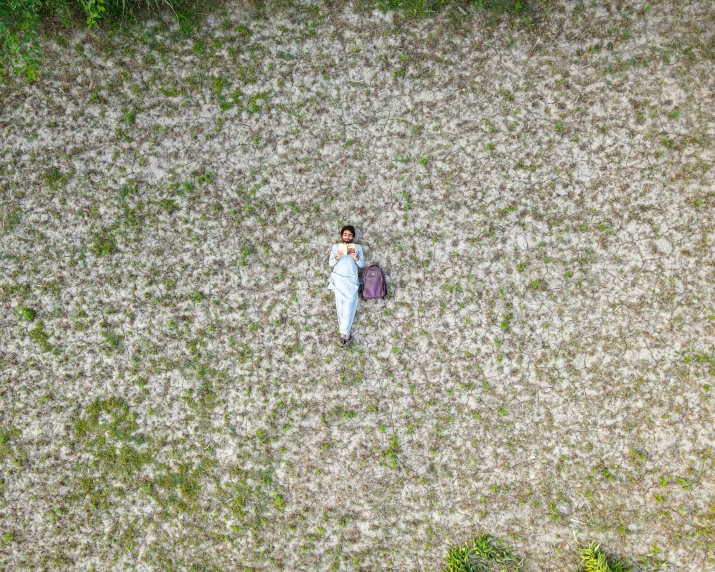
(158, 198, 180, 214)
(78, 0, 106, 28)
(43, 167, 68, 190)
(444, 534, 523, 572)
(90, 229, 118, 256)
(123, 107, 137, 125)
(384, 435, 401, 467)
(188, 290, 205, 303)
(15, 305, 35, 321)
(103, 330, 123, 349)
(578, 541, 630, 572)
(243, 91, 271, 113)
(273, 492, 285, 512)
(0, 205, 22, 233)
(28, 320, 52, 352)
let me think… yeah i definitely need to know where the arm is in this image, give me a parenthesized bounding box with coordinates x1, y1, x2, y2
(355, 245, 364, 269)
(329, 245, 338, 267)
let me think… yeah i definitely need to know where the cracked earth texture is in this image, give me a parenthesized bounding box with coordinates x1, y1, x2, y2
(1, 0, 714, 570)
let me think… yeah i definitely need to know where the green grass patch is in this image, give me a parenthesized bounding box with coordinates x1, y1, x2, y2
(0, 426, 24, 465)
(43, 166, 68, 190)
(0, 205, 23, 233)
(89, 228, 119, 256)
(370, 0, 530, 19)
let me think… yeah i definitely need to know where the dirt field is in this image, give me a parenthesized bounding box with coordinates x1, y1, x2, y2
(1, 0, 714, 570)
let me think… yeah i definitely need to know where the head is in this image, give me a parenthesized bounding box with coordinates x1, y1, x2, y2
(340, 225, 355, 243)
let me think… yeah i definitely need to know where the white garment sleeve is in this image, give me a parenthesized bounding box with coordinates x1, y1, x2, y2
(329, 244, 337, 267)
(356, 245, 365, 268)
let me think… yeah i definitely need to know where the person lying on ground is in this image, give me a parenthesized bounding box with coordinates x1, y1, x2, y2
(328, 225, 364, 347)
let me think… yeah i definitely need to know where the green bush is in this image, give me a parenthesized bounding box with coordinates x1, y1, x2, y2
(444, 537, 632, 572)
(578, 542, 630, 572)
(445, 534, 523, 572)
(0, 0, 42, 80)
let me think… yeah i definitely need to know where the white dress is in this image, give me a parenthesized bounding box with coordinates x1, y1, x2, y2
(327, 244, 364, 336)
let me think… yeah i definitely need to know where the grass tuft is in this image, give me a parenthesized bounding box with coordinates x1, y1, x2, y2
(90, 229, 119, 256)
(28, 319, 52, 352)
(15, 305, 36, 321)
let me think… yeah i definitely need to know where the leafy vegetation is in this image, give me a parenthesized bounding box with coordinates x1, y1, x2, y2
(578, 541, 630, 572)
(28, 319, 52, 351)
(14, 305, 35, 321)
(1, 0, 214, 79)
(89, 228, 118, 256)
(0, 0, 41, 80)
(444, 534, 523, 572)
(443, 538, 632, 571)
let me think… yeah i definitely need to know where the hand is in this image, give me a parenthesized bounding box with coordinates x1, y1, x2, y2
(351, 252, 359, 262)
(335, 251, 342, 260)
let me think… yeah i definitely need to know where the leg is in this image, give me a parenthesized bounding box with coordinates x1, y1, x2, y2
(335, 295, 349, 337)
(343, 293, 358, 338)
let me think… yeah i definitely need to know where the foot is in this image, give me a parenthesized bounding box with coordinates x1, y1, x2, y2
(338, 334, 346, 347)
(344, 335, 352, 345)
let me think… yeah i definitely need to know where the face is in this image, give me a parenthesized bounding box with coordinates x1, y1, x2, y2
(341, 230, 354, 243)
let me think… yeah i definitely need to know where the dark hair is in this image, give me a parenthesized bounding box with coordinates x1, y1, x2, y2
(340, 225, 356, 237)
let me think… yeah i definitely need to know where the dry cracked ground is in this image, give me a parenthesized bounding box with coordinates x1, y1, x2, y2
(1, 0, 714, 570)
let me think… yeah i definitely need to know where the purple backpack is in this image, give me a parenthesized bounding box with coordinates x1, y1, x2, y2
(361, 264, 387, 299)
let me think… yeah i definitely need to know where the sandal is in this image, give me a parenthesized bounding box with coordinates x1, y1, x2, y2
(338, 335, 346, 347)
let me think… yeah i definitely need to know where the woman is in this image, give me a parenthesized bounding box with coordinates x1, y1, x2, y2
(328, 225, 364, 346)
